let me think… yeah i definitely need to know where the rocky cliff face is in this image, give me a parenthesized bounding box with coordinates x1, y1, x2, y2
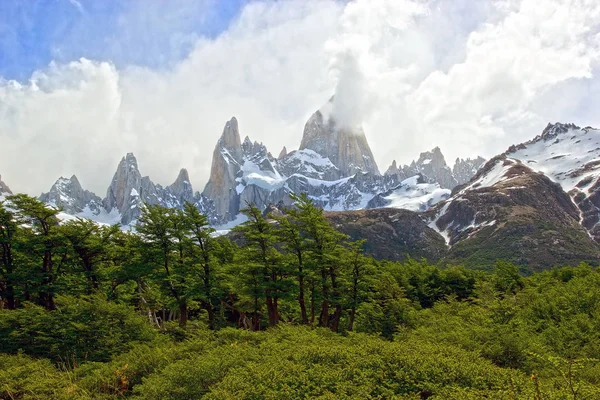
(502, 123, 600, 242)
(0, 175, 12, 197)
(299, 100, 380, 177)
(453, 156, 486, 185)
(426, 155, 600, 270)
(385, 148, 485, 190)
(326, 208, 447, 262)
(202, 117, 244, 222)
(39, 175, 102, 215)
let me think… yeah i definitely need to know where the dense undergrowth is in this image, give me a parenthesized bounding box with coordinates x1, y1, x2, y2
(1, 193, 599, 399)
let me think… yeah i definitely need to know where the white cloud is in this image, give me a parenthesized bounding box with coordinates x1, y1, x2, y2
(0, 0, 599, 196)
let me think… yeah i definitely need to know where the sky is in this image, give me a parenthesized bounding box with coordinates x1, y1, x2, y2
(1, 0, 599, 195)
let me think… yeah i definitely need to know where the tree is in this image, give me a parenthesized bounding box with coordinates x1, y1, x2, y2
(0, 202, 18, 309)
(60, 218, 120, 293)
(272, 200, 309, 325)
(291, 193, 347, 329)
(345, 240, 370, 332)
(136, 205, 188, 328)
(182, 201, 219, 329)
(235, 203, 290, 328)
(7, 194, 63, 310)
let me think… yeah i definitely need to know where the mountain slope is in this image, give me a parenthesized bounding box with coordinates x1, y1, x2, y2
(427, 155, 600, 270)
(505, 123, 600, 242)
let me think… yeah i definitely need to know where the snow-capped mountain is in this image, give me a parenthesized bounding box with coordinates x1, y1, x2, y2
(25, 98, 483, 228)
(420, 123, 600, 269)
(37, 153, 216, 227)
(506, 123, 600, 241)
(384, 147, 485, 190)
(199, 99, 479, 225)
(40, 175, 103, 215)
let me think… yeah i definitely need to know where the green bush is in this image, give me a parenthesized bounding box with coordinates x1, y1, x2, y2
(0, 295, 157, 363)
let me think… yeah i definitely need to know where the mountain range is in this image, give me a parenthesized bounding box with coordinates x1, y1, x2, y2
(1, 97, 599, 270)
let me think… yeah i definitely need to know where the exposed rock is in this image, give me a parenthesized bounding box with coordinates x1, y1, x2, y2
(504, 122, 600, 243)
(385, 148, 482, 190)
(453, 156, 486, 185)
(202, 117, 244, 222)
(278, 146, 288, 159)
(325, 208, 447, 262)
(299, 99, 380, 177)
(39, 175, 102, 214)
(103, 153, 144, 224)
(427, 156, 600, 271)
(0, 175, 12, 196)
(166, 168, 194, 204)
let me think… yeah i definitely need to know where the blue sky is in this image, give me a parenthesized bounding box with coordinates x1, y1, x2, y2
(0, 0, 248, 81)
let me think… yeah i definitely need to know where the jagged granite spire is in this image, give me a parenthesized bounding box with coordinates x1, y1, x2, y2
(300, 98, 380, 177)
(278, 146, 288, 159)
(40, 175, 102, 214)
(167, 168, 194, 203)
(0, 175, 12, 196)
(453, 156, 486, 186)
(202, 117, 244, 221)
(103, 153, 142, 213)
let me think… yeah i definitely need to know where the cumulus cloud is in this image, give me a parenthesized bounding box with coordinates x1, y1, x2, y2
(0, 0, 599, 195)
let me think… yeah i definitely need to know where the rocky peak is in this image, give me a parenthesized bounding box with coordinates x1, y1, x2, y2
(167, 168, 194, 203)
(40, 175, 102, 214)
(242, 137, 269, 161)
(219, 117, 244, 164)
(452, 156, 486, 186)
(278, 146, 288, 160)
(202, 118, 246, 222)
(385, 160, 400, 176)
(299, 98, 380, 177)
(103, 153, 144, 222)
(407, 147, 457, 189)
(0, 175, 13, 196)
(540, 122, 580, 141)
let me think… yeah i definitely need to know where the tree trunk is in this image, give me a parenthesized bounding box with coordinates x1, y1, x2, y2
(297, 253, 308, 324)
(348, 307, 356, 332)
(266, 295, 277, 326)
(179, 303, 188, 328)
(310, 281, 316, 326)
(40, 249, 55, 310)
(331, 304, 342, 332)
(319, 267, 329, 327)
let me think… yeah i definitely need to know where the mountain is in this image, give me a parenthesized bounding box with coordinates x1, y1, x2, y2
(504, 123, 600, 242)
(38, 153, 216, 226)
(28, 98, 483, 233)
(198, 101, 479, 225)
(299, 98, 380, 177)
(385, 148, 486, 190)
(312, 123, 600, 270)
(39, 175, 103, 215)
(0, 175, 12, 199)
(425, 155, 600, 270)
(325, 208, 447, 262)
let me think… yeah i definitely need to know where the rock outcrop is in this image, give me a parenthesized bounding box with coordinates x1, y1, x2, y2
(385, 148, 485, 190)
(427, 156, 600, 270)
(299, 99, 380, 177)
(326, 208, 447, 262)
(202, 117, 244, 222)
(39, 175, 102, 214)
(0, 175, 12, 197)
(452, 156, 486, 186)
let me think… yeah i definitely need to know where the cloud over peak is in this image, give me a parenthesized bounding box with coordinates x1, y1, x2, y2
(0, 0, 599, 196)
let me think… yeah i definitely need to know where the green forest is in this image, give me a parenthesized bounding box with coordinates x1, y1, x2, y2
(1, 193, 599, 399)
